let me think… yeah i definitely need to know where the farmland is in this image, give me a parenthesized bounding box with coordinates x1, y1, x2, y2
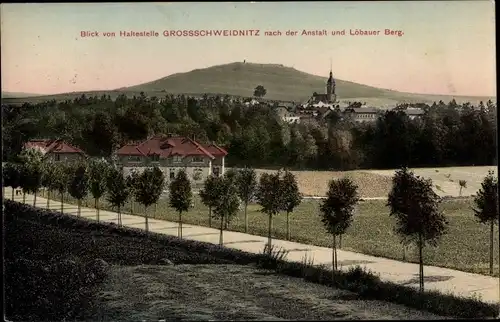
(252, 166, 498, 197)
(57, 187, 499, 277)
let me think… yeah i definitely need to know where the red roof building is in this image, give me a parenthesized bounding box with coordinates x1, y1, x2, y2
(115, 135, 228, 180)
(24, 139, 86, 162)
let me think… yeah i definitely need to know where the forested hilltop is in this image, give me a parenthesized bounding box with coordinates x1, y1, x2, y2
(2, 93, 497, 170)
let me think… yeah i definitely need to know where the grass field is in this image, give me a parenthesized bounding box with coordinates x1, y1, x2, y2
(253, 166, 498, 198)
(97, 264, 442, 320)
(55, 191, 499, 278)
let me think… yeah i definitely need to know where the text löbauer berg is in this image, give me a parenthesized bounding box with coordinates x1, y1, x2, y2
(80, 29, 404, 38)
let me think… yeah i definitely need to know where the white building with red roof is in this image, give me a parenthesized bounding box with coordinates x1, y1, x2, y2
(24, 139, 86, 162)
(115, 134, 228, 184)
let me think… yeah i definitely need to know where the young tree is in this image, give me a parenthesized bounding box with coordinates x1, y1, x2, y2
(199, 175, 221, 228)
(53, 163, 71, 214)
(212, 173, 240, 245)
(106, 166, 130, 226)
(126, 169, 140, 215)
(319, 178, 359, 272)
(387, 167, 448, 292)
(17, 148, 44, 206)
(236, 167, 257, 233)
(281, 170, 302, 240)
(41, 160, 58, 209)
(169, 169, 192, 238)
(68, 162, 89, 216)
(256, 171, 284, 252)
(134, 166, 165, 232)
(3, 163, 21, 200)
(473, 171, 499, 275)
(88, 158, 109, 222)
(458, 179, 467, 197)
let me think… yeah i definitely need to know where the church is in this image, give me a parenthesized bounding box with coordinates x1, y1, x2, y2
(305, 68, 339, 107)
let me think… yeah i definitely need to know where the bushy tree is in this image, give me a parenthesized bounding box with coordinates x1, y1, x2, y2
(126, 169, 140, 215)
(473, 170, 499, 275)
(281, 170, 302, 240)
(387, 167, 448, 292)
(319, 178, 359, 272)
(169, 169, 192, 238)
(106, 166, 130, 226)
(135, 166, 165, 232)
(212, 173, 240, 245)
(68, 162, 89, 216)
(199, 175, 221, 228)
(17, 148, 44, 206)
(253, 85, 267, 98)
(53, 163, 71, 214)
(256, 171, 284, 252)
(88, 158, 109, 222)
(41, 160, 58, 209)
(236, 167, 257, 233)
(3, 163, 21, 200)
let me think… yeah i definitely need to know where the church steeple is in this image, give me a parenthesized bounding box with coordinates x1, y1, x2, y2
(326, 58, 336, 103)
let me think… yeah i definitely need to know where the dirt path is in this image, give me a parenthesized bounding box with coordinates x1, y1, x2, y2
(91, 264, 444, 321)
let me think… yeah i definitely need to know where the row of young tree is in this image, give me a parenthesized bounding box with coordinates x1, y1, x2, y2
(2, 147, 301, 246)
(2, 148, 498, 292)
(3, 94, 497, 170)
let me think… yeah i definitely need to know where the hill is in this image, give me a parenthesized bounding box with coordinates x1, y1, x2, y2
(2, 91, 44, 98)
(123, 62, 495, 106)
(2, 62, 495, 106)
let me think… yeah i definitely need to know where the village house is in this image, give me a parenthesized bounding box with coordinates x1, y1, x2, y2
(402, 108, 425, 120)
(24, 139, 86, 162)
(343, 107, 381, 122)
(115, 135, 228, 185)
(275, 104, 301, 124)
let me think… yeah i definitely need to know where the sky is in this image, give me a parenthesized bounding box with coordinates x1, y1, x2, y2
(1, 1, 496, 96)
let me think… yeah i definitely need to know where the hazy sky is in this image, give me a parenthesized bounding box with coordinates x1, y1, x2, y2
(1, 1, 496, 96)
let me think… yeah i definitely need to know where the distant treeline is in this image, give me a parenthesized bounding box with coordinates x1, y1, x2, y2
(2, 93, 497, 170)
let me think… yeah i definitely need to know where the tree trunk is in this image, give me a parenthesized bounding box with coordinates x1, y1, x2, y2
(145, 205, 149, 232)
(47, 190, 50, 209)
(60, 193, 64, 214)
(77, 199, 81, 216)
(178, 211, 183, 239)
(459, 186, 462, 197)
(219, 216, 224, 246)
(155, 203, 157, 217)
(118, 205, 121, 226)
(23, 193, 26, 203)
(339, 234, 342, 249)
(490, 221, 494, 275)
(208, 206, 212, 227)
(244, 202, 248, 233)
(96, 198, 100, 222)
(131, 199, 134, 214)
(33, 192, 37, 207)
(94, 198, 98, 221)
(333, 234, 338, 271)
(11, 188, 14, 200)
(267, 214, 273, 253)
(418, 232, 424, 292)
(286, 211, 290, 240)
